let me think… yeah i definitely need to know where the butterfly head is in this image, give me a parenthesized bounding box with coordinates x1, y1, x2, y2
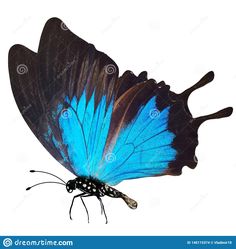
(66, 180, 76, 193)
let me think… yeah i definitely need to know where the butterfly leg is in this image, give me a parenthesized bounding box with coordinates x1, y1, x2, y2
(97, 197, 108, 224)
(98, 197, 104, 215)
(80, 195, 90, 223)
(69, 193, 90, 221)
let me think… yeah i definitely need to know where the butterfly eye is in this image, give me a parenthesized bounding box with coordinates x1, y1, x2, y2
(66, 182, 74, 193)
(66, 186, 73, 193)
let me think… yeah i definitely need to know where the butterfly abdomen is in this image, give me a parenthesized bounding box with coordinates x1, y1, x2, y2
(102, 184, 138, 209)
(74, 176, 137, 208)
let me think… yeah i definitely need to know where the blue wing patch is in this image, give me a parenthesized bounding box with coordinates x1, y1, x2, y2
(44, 90, 114, 178)
(97, 96, 177, 185)
(44, 92, 177, 186)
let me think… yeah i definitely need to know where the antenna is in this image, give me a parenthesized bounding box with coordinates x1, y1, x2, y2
(26, 181, 65, 191)
(29, 170, 66, 184)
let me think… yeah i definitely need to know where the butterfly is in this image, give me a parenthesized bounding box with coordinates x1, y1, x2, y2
(8, 17, 233, 223)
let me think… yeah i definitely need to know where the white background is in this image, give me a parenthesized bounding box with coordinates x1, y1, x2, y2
(0, 0, 235, 236)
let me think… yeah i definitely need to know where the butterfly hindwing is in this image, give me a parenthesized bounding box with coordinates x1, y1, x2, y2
(95, 81, 184, 185)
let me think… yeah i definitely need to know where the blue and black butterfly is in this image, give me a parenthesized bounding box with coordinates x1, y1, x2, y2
(8, 18, 233, 223)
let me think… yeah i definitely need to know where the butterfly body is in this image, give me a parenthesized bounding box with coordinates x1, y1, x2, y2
(66, 176, 138, 205)
(66, 176, 137, 222)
